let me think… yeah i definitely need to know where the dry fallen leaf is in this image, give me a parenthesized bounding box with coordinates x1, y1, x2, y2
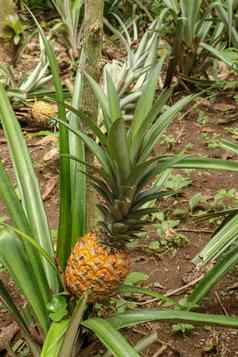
(43, 148, 59, 162)
(42, 176, 57, 201)
(0, 322, 19, 352)
(35, 135, 58, 146)
(201, 127, 215, 133)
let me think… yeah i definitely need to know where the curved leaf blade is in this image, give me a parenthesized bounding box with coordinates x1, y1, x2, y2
(41, 319, 70, 357)
(0, 161, 50, 307)
(83, 318, 140, 357)
(0, 230, 50, 335)
(0, 280, 41, 356)
(59, 294, 88, 357)
(141, 95, 194, 161)
(108, 119, 131, 182)
(187, 244, 238, 309)
(84, 73, 111, 131)
(108, 309, 238, 330)
(172, 157, 238, 172)
(67, 69, 86, 244)
(131, 64, 161, 137)
(106, 71, 121, 122)
(0, 83, 58, 293)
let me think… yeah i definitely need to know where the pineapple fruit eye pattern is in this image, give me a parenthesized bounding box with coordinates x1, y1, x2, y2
(65, 233, 130, 303)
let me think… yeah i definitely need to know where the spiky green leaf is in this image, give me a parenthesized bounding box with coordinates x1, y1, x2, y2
(83, 318, 140, 357)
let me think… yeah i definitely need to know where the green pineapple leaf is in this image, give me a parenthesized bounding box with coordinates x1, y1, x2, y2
(107, 119, 131, 182)
(105, 71, 121, 122)
(131, 64, 162, 137)
(84, 73, 111, 131)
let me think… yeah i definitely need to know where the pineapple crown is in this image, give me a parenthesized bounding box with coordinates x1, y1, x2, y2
(63, 66, 193, 246)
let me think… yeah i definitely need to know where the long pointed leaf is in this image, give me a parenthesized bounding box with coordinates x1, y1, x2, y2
(30, 9, 72, 269)
(68, 69, 86, 244)
(0, 230, 50, 335)
(64, 102, 107, 145)
(54, 117, 114, 177)
(141, 95, 194, 161)
(108, 309, 238, 330)
(0, 280, 41, 356)
(41, 319, 70, 357)
(84, 73, 111, 131)
(193, 212, 238, 265)
(0, 84, 58, 292)
(201, 43, 238, 70)
(106, 71, 121, 122)
(187, 244, 238, 309)
(131, 88, 172, 161)
(0, 161, 51, 307)
(172, 157, 238, 172)
(220, 139, 238, 155)
(83, 318, 140, 357)
(108, 119, 131, 182)
(131, 65, 161, 137)
(59, 294, 88, 357)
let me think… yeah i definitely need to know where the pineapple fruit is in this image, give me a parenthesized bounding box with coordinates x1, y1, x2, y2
(65, 233, 130, 302)
(31, 101, 57, 128)
(64, 67, 192, 302)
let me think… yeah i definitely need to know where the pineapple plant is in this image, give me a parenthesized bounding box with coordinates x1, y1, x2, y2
(65, 67, 193, 302)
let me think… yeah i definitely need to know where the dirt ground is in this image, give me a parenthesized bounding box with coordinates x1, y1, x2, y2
(1, 35, 238, 357)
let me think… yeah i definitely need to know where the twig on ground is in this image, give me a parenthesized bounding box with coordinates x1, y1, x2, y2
(42, 176, 57, 201)
(214, 291, 229, 316)
(177, 228, 214, 234)
(165, 275, 204, 297)
(152, 343, 168, 357)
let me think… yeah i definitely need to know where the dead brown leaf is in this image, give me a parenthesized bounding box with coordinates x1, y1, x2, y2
(42, 176, 57, 201)
(43, 148, 59, 162)
(0, 322, 19, 352)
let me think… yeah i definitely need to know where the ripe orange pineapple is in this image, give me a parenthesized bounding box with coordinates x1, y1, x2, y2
(65, 233, 130, 302)
(64, 69, 191, 302)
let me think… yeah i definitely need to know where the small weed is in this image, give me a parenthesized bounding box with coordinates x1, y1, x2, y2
(95, 297, 138, 316)
(172, 323, 194, 335)
(200, 132, 221, 148)
(108, 298, 138, 314)
(183, 143, 193, 152)
(149, 212, 188, 253)
(233, 94, 238, 103)
(212, 188, 238, 209)
(95, 271, 150, 316)
(149, 233, 188, 253)
(189, 189, 238, 214)
(196, 111, 208, 125)
(124, 272, 149, 286)
(163, 174, 192, 192)
(225, 127, 238, 140)
(208, 217, 223, 226)
(189, 192, 207, 212)
(161, 134, 177, 148)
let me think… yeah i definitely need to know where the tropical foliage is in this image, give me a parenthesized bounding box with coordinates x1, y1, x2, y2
(0, 0, 238, 356)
